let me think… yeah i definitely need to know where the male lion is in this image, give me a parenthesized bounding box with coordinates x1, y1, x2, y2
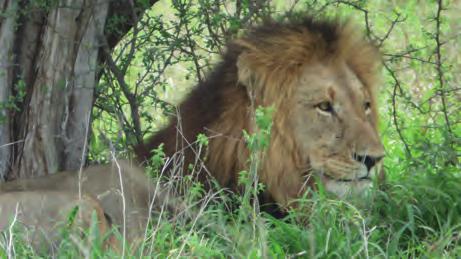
(135, 17, 385, 209)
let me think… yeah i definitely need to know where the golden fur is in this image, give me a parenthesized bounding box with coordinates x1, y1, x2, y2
(137, 17, 385, 209)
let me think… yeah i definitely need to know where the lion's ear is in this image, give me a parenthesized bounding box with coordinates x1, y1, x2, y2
(236, 52, 261, 95)
(236, 52, 252, 87)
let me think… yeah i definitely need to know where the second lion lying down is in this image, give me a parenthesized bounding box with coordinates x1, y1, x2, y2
(0, 161, 180, 250)
(0, 191, 117, 251)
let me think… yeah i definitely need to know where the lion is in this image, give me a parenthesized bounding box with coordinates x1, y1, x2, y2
(0, 160, 181, 248)
(0, 191, 117, 252)
(135, 17, 385, 210)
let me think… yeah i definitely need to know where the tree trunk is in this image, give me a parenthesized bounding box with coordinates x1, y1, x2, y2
(0, 0, 16, 180)
(0, 0, 157, 180)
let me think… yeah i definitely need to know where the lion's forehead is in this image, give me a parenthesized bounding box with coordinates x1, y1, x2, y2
(297, 63, 368, 104)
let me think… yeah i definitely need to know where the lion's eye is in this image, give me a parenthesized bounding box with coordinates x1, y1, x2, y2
(364, 101, 371, 114)
(316, 101, 334, 114)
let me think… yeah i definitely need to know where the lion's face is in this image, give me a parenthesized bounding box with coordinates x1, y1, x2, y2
(291, 62, 384, 197)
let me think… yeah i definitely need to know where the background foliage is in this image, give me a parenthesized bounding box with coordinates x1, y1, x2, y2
(5, 0, 458, 257)
(91, 0, 460, 176)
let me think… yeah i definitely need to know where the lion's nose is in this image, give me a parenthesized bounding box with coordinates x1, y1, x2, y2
(354, 154, 384, 172)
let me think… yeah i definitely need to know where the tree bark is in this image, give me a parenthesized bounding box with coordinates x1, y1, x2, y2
(0, 0, 157, 180)
(0, 0, 16, 180)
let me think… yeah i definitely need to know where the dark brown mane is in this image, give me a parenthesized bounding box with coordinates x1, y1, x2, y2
(134, 45, 245, 169)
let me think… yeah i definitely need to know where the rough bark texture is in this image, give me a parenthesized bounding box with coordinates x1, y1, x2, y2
(17, 0, 101, 177)
(0, 0, 16, 180)
(0, 0, 157, 180)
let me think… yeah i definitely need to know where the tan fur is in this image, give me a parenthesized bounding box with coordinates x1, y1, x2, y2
(0, 191, 118, 252)
(0, 160, 180, 247)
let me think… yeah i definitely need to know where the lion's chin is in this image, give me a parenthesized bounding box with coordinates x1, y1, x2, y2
(321, 175, 373, 198)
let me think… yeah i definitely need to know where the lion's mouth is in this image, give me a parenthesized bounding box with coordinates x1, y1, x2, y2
(322, 173, 371, 183)
(320, 172, 373, 198)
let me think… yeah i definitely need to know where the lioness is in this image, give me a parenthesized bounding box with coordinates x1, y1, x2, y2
(0, 160, 179, 246)
(0, 191, 117, 252)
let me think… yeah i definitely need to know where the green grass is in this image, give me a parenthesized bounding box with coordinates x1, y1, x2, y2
(140, 168, 461, 258)
(5, 168, 459, 258)
(2, 112, 460, 258)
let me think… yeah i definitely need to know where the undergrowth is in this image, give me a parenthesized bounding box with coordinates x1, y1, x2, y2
(1, 107, 460, 258)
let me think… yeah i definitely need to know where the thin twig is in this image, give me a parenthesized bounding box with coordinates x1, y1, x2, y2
(110, 154, 126, 258)
(335, 0, 372, 38)
(434, 0, 453, 138)
(102, 45, 143, 143)
(78, 113, 91, 200)
(377, 12, 406, 47)
(7, 203, 19, 258)
(383, 62, 413, 158)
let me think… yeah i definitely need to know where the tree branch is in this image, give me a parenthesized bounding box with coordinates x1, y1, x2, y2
(434, 0, 453, 138)
(102, 44, 143, 144)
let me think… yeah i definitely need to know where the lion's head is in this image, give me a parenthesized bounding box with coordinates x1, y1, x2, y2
(136, 17, 385, 209)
